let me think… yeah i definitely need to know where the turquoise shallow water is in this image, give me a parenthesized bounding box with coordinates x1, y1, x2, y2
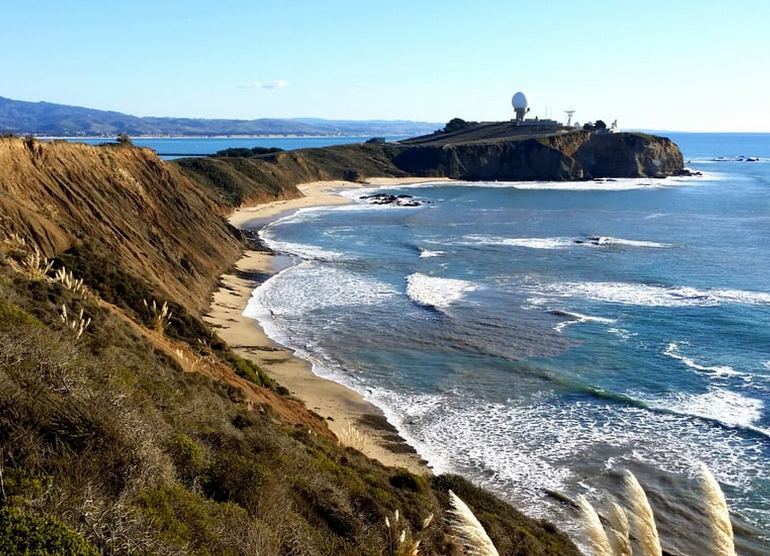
(247, 133, 770, 554)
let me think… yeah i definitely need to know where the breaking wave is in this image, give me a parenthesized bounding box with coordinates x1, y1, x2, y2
(664, 342, 743, 378)
(550, 310, 617, 332)
(406, 273, 477, 310)
(531, 281, 770, 307)
(451, 234, 672, 250)
(247, 262, 397, 318)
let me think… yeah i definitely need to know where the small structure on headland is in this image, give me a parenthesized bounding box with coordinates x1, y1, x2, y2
(510, 90, 560, 128)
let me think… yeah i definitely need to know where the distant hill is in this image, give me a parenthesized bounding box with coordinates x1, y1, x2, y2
(0, 96, 441, 137)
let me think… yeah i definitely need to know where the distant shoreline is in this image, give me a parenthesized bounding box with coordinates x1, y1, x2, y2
(36, 134, 404, 140)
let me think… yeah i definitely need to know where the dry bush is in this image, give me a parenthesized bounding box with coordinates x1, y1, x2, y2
(384, 507, 434, 556)
(53, 266, 92, 298)
(338, 423, 368, 452)
(142, 298, 172, 335)
(59, 304, 92, 341)
(21, 246, 54, 280)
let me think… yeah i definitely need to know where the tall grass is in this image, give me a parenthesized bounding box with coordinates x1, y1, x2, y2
(576, 495, 612, 556)
(142, 299, 173, 335)
(606, 501, 632, 556)
(338, 423, 368, 452)
(22, 247, 53, 280)
(575, 465, 737, 556)
(59, 304, 92, 340)
(446, 489, 499, 556)
(384, 507, 433, 556)
(698, 463, 736, 556)
(623, 471, 662, 556)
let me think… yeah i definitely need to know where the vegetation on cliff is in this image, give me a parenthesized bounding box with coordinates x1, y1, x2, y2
(0, 138, 580, 554)
(174, 125, 684, 188)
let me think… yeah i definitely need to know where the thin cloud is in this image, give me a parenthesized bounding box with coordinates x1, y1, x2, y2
(237, 80, 288, 90)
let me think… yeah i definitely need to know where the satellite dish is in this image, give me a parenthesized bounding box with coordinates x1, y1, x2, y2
(511, 92, 529, 121)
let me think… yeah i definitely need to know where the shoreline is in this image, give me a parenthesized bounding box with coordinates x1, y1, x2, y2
(205, 177, 452, 474)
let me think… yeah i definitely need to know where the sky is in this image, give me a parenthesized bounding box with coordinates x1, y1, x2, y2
(2, 0, 769, 131)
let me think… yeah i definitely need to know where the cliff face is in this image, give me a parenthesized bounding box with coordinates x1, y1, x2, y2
(389, 131, 684, 180)
(0, 138, 244, 312)
(172, 130, 683, 198)
(573, 132, 684, 177)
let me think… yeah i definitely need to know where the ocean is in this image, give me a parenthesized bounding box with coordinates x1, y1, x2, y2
(246, 133, 770, 554)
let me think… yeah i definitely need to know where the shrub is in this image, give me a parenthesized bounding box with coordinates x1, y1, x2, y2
(0, 507, 98, 555)
(203, 453, 269, 511)
(389, 469, 427, 493)
(166, 433, 207, 484)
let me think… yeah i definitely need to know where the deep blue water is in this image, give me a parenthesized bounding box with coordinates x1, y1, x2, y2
(248, 133, 770, 554)
(59, 136, 402, 159)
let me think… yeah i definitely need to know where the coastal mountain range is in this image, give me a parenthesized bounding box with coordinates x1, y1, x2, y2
(0, 95, 442, 137)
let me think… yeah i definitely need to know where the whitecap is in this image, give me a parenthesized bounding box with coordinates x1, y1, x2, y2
(551, 310, 617, 332)
(419, 248, 445, 258)
(585, 236, 672, 248)
(406, 272, 477, 309)
(649, 388, 767, 433)
(259, 236, 345, 260)
(463, 235, 574, 249)
(664, 342, 743, 378)
(607, 327, 635, 341)
(530, 281, 770, 308)
(451, 234, 671, 250)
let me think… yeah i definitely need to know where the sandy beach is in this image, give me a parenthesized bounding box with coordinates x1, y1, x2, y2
(205, 177, 451, 474)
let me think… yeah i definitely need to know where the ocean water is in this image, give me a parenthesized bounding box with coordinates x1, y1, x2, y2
(60, 136, 401, 159)
(245, 133, 770, 555)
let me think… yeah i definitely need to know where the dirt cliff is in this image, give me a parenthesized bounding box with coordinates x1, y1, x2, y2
(0, 138, 247, 312)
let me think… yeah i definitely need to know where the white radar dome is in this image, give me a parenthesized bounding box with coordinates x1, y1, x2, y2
(511, 92, 528, 110)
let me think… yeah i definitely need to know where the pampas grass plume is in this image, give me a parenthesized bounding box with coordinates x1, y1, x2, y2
(624, 470, 662, 556)
(698, 463, 736, 556)
(607, 500, 632, 556)
(447, 490, 499, 556)
(576, 495, 612, 556)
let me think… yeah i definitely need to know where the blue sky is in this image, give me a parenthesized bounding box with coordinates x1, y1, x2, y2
(2, 0, 768, 131)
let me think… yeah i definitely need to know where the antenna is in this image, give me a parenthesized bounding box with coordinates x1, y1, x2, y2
(565, 110, 575, 127)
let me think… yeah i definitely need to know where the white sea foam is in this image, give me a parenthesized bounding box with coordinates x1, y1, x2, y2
(552, 310, 617, 332)
(245, 262, 397, 318)
(764, 361, 770, 371)
(531, 281, 770, 308)
(363, 385, 770, 530)
(406, 272, 477, 309)
(453, 234, 671, 250)
(586, 236, 672, 248)
(607, 327, 636, 341)
(649, 388, 767, 433)
(664, 342, 743, 378)
(419, 248, 445, 258)
(456, 172, 723, 191)
(260, 237, 345, 260)
(463, 235, 574, 249)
